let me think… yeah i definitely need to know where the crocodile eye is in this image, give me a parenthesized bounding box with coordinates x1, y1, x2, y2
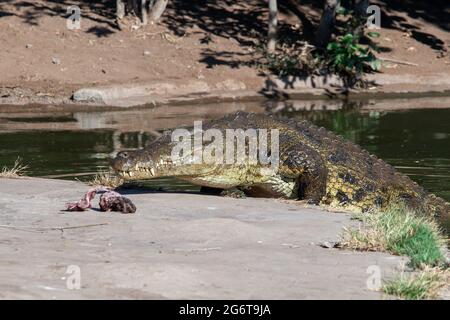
(118, 151, 129, 158)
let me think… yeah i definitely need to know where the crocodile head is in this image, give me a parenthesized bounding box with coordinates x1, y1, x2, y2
(111, 149, 161, 180)
(110, 134, 217, 180)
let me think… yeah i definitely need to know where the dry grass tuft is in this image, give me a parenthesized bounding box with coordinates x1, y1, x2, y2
(383, 267, 449, 300)
(89, 171, 124, 189)
(0, 158, 28, 178)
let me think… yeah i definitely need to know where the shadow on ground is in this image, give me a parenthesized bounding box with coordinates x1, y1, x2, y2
(0, 0, 118, 34)
(1, 0, 447, 43)
(377, 0, 449, 51)
(0, 0, 446, 56)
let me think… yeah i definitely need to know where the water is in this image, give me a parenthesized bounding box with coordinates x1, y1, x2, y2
(1, 99, 449, 200)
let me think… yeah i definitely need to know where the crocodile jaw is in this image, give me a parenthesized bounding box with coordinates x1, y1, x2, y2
(111, 150, 160, 180)
(111, 149, 217, 181)
(115, 165, 157, 180)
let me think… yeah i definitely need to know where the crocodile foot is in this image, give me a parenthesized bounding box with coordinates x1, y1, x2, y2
(199, 186, 247, 198)
(220, 188, 247, 199)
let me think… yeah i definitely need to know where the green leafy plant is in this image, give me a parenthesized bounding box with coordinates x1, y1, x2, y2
(326, 33, 381, 85)
(322, 5, 382, 86)
(254, 5, 382, 87)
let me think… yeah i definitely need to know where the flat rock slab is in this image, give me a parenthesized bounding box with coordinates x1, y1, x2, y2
(0, 178, 404, 299)
(71, 80, 247, 107)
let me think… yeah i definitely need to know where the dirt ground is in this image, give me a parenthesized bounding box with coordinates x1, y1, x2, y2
(0, 177, 410, 299)
(0, 0, 449, 104)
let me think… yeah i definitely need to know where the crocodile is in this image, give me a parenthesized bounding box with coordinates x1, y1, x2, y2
(111, 111, 450, 235)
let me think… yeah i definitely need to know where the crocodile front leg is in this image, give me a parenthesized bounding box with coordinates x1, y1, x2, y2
(280, 146, 328, 204)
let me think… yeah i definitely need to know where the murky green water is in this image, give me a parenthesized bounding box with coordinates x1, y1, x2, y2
(1, 100, 449, 201)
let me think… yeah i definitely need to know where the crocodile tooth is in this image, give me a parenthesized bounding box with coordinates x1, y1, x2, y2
(150, 168, 155, 176)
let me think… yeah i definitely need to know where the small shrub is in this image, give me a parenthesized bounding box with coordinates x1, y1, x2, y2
(325, 33, 381, 86)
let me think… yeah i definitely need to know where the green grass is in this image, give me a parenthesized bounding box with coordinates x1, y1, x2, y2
(383, 268, 449, 300)
(340, 205, 449, 299)
(390, 221, 445, 268)
(341, 205, 447, 268)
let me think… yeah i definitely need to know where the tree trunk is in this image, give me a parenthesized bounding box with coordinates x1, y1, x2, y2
(267, 0, 278, 53)
(352, 0, 369, 38)
(353, 0, 369, 17)
(116, 0, 126, 19)
(315, 0, 340, 48)
(149, 0, 168, 23)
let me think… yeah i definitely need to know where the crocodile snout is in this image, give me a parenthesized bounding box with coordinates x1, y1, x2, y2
(111, 151, 128, 169)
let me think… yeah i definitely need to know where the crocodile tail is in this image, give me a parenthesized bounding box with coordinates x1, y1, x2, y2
(423, 194, 450, 236)
(388, 187, 450, 236)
